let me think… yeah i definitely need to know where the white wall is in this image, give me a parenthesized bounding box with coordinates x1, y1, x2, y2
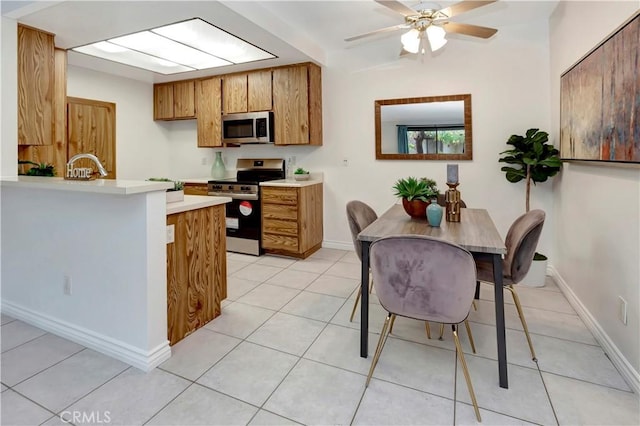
(67, 66, 173, 180)
(1, 17, 18, 178)
(549, 1, 639, 382)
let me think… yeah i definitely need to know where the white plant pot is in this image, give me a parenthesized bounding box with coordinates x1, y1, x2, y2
(166, 190, 184, 203)
(521, 259, 547, 287)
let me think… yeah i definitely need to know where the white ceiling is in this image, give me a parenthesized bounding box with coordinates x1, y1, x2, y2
(3, 0, 559, 83)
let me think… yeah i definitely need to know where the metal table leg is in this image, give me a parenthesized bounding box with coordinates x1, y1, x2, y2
(360, 240, 371, 358)
(493, 253, 508, 388)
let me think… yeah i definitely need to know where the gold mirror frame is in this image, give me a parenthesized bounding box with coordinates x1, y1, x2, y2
(375, 94, 473, 160)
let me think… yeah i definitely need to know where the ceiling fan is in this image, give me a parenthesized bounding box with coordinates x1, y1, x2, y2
(345, 0, 498, 55)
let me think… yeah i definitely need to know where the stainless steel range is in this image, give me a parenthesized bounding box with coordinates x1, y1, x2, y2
(208, 158, 285, 256)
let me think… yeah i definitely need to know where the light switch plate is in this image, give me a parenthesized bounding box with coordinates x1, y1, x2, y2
(167, 224, 175, 244)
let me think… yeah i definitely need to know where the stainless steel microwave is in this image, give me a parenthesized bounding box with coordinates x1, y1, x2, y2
(222, 111, 274, 144)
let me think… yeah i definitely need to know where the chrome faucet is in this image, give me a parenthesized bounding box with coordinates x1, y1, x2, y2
(67, 153, 108, 177)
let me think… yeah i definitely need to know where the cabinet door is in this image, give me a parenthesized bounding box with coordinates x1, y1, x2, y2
(184, 183, 209, 196)
(222, 74, 248, 114)
(173, 81, 195, 119)
(154, 84, 174, 120)
(67, 97, 116, 179)
(197, 77, 223, 147)
(248, 70, 272, 112)
(18, 25, 55, 146)
(273, 65, 309, 145)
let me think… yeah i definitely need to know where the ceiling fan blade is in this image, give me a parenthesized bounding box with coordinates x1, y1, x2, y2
(374, 0, 417, 17)
(439, 0, 497, 19)
(443, 22, 497, 38)
(344, 23, 408, 42)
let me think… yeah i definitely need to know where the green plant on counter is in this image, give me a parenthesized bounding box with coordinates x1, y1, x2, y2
(294, 167, 309, 175)
(18, 160, 55, 177)
(392, 177, 439, 202)
(147, 177, 184, 191)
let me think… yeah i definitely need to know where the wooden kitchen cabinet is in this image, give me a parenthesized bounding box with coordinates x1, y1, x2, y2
(262, 183, 323, 258)
(272, 63, 322, 146)
(196, 77, 223, 147)
(153, 80, 196, 120)
(18, 24, 55, 146)
(222, 70, 272, 114)
(184, 182, 209, 196)
(167, 204, 227, 345)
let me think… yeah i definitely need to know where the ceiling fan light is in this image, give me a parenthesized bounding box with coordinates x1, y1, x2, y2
(401, 29, 421, 54)
(426, 25, 447, 51)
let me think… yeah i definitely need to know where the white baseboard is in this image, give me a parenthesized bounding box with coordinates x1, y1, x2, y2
(548, 265, 640, 394)
(1, 301, 171, 372)
(322, 239, 353, 251)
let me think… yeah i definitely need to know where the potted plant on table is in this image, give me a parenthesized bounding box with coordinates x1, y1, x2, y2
(293, 167, 310, 181)
(498, 128, 562, 286)
(393, 176, 439, 219)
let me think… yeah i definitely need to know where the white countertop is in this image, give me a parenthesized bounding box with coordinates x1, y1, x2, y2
(166, 195, 231, 215)
(260, 178, 322, 188)
(181, 177, 212, 184)
(0, 176, 174, 195)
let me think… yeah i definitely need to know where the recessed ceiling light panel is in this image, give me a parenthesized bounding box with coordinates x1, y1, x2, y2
(71, 17, 277, 75)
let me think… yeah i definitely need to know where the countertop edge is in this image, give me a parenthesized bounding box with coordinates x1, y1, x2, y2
(166, 195, 231, 215)
(260, 179, 323, 187)
(0, 176, 174, 195)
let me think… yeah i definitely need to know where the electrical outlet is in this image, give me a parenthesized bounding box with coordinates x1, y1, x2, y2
(64, 275, 72, 295)
(167, 224, 175, 244)
(201, 157, 207, 166)
(289, 156, 297, 165)
(618, 296, 628, 325)
(343, 158, 349, 167)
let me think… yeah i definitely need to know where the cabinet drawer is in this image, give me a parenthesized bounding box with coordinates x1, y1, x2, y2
(262, 233, 299, 251)
(263, 203, 297, 220)
(184, 183, 208, 196)
(263, 218, 298, 236)
(262, 187, 298, 205)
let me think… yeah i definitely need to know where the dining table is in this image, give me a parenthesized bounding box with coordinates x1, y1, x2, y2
(357, 204, 510, 388)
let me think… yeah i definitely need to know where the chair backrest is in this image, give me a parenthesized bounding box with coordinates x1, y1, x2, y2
(346, 201, 378, 261)
(436, 194, 467, 208)
(504, 209, 546, 283)
(369, 235, 476, 324)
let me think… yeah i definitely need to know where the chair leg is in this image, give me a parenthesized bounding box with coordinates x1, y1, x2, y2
(366, 313, 392, 387)
(506, 285, 537, 361)
(349, 287, 362, 322)
(464, 320, 476, 354)
(453, 325, 481, 422)
(472, 300, 478, 311)
(439, 323, 445, 340)
(425, 322, 431, 339)
(389, 314, 396, 334)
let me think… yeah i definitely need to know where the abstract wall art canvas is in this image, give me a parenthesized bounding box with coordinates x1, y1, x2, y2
(560, 12, 639, 163)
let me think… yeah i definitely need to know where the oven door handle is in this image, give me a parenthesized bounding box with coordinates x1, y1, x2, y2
(209, 192, 259, 201)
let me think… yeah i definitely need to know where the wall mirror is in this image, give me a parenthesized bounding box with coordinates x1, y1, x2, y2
(375, 94, 472, 160)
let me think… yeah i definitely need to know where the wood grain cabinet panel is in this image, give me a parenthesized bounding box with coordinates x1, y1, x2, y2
(196, 77, 223, 147)
(261, 183, 323, 258)
(184, 183, 209, 196)
(222, 74, 248, 114)
(167, 204, 227, 345)
(154, 84, 174, 120)
(18, 24, 55, 146)
(248, 70, 272, 112)
(223, 71, 272, 113)
(272, 63, 322, 146)
(153, 81, 195, 120)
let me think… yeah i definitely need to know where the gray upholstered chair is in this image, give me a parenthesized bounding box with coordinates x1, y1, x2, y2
(366, 235, 481, 422)
(346, 201, 378, 322)
(475, 209, 546, 361)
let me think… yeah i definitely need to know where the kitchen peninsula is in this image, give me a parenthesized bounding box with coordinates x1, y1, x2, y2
(0, 177, 230, 371)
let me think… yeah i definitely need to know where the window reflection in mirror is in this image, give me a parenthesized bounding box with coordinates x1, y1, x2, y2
(375, 94, 472, 160)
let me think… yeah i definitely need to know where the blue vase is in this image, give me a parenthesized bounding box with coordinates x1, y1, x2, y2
(426, 199, 443, 227)
(211, 152, 226, 179)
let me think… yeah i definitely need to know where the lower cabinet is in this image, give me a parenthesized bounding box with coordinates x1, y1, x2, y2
(166, 204, 226, 345)
(183, 182, 209, 196)
(261, 183, 323, 258)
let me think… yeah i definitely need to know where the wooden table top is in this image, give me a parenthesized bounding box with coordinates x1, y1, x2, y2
(358, 204, 506, 255)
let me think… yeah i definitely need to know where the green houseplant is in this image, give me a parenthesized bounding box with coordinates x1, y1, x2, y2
(499, 128, 561, 283)
(148, 177, 185, 202)
(293, 167, 310, 181)
(393, 177, 439, 219)
(18, 160, 55, 177)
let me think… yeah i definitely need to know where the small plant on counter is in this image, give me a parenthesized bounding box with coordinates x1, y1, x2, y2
(18, 160, 55, 177)
(294, 167, 309, 175)
(147, 177, 184, 191)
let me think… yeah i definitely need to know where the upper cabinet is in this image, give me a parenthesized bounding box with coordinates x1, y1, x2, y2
(222, 70, 272, 114)
(18, 24, 55, 146)
(154, 80, 196, 120)
(196, 77, 222, 147)
(273, 63, 322, 146)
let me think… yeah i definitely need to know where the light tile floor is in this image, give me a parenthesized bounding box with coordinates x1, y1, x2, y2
(2, 248, 638, 425)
